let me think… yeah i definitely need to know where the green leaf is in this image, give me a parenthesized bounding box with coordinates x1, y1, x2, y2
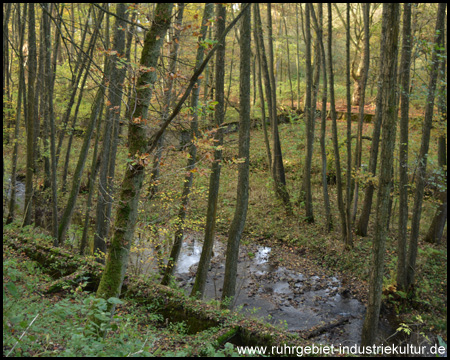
(107, 297, 123, 305)
(6, 282, 19, 298)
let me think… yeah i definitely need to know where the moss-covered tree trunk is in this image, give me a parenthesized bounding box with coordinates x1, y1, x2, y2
(345, 4, 353, 248)
(221, 3, 251, 309)
(96, 3, 174, 303)
(191, 3, 226, 299)
(94, 4, 129, 259)
(361, 3, 400, 346)
(23, 3, 37, 227)
(396, 3, 412, 291)
(7, 4, 25, 225)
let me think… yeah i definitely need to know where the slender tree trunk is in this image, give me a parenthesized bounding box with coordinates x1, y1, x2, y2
(281, 5, 294, 108)
(93, 4, 129, 259)
(161, 3, 212, 286)
(191, 4, 227, 299)
(356, 9, 388, 237)
(96, 3, 174, 307)
(311, 4, 332, 232)
(295, 4, 301, 108)
(7, 4, 25, 225)
(345, 4, 353, 247)
(221, 3, 251, 309)
(352, 4, 371, 223)
(361, 4, 400, 346)
(41, 3, 60, 243)
(80, 103, 104, 255)
(23, 3, 37, 227)
(253, 14, 272, 172)
(327, 4, 347, 242)
(396, 3, 412, 291)
(257, 3, 292, 214)
(302, 3, 314, 223)
(406, 3, 446, 290)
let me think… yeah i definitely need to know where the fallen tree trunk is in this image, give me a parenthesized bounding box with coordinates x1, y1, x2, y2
(290, 316, 351, 339)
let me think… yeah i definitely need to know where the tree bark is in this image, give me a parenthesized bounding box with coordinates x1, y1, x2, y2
(345, 4, 353, 247)
(310, 5, 332, 232)
(327, 4, 347, 242)
(93, 3, 129, 260)
(396, 3, 412, 291)
(352, 3, 371, 223)
(221, 3, 251, 309)
(302, 3, 314, 223)
(23, 3, 37, 227)
(7, 4, 25, 225)
(191, 4, 227, 299)
(361, 3, 400, 346)
(267, 4, 292, 214)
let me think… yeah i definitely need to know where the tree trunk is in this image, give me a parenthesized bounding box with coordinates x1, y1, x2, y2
(96, 3, 174, 306)
(327, 4, 347, 242)
(310, 5, 332, 232)
(406, 3, 446, 290)
(191, 4, 227, 299)
(253, 5, 272, 172)
(345, 4, 353, 247)
(352, 4, 371, 223)
(93, 4, 129, 259)
(161, 3, 212, 286)
(302, 3, 314, 223)
(361, 3, 400, 346)
(80, 103, 104, 255)
(6, 4, 25, 225)
(221, 3, 251, 309)
(396, 3, 412, 291)
(23, 3, 37, 227)
(356, 7, 388, 237)
(267, 4, 292, 214)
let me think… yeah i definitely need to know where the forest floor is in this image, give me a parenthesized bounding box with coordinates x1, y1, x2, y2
(3, 111, 447, 356)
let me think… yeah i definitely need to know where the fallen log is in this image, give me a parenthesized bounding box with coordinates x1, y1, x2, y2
(290, 316, 351, 339)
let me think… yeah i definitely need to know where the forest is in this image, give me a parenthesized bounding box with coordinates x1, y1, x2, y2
(2, 3, 447, 357)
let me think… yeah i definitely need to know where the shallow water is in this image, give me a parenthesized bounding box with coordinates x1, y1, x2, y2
(129, 233, 380, 346)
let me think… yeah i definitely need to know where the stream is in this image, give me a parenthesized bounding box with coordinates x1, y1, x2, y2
(129, 231, 387, 346)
